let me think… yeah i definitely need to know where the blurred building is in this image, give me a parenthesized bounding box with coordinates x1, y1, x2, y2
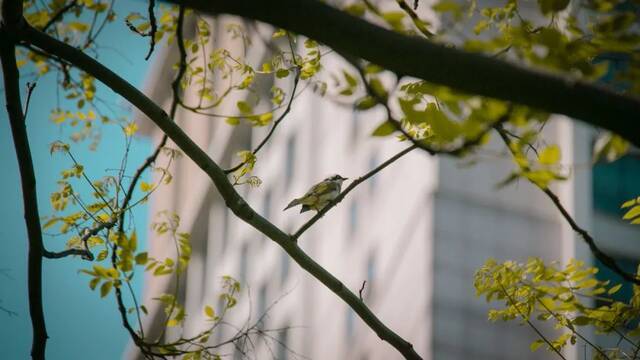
(133, 11, 640, 360)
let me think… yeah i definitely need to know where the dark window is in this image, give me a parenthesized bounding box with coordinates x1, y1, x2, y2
(257, 284, 268, 329)
(349, 200, 359, 236)
(345, 307, 356, 338)
(285, 136, 296, 186)
(280, 250, 290, 286)
(276, 326, 289, 360)
(368, 151, 379, 194)
(365, 253, 376, 300)
(221, 207, 230, 253)
(239, 243, 249, 285)
(593, 156, 640, 215)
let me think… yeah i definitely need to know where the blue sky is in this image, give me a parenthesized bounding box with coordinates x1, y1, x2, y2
(0, 2, 156, 359)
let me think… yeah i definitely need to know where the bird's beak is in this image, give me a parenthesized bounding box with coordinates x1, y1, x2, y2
(342, 176, 348, 180)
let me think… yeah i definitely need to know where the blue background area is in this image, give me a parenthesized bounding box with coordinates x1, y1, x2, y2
(0, 2, 155, 359)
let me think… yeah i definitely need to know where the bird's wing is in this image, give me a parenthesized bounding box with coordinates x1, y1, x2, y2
(304, 181, 330, 198)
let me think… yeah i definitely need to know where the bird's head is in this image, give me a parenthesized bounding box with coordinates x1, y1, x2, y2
(324, 174, 348, 184)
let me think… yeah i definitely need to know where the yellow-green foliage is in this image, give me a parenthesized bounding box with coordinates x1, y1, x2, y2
(475, 258, 640, 358)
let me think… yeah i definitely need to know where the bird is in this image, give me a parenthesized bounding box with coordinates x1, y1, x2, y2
(283, 174, 348, 213)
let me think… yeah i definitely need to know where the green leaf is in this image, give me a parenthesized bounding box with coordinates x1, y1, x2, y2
(276, 68, 290, 79)
(135, 252, 148, 265)
(371, 121, 396, 137)
(572, 316, 590, 326)
(89, 277, 100, 291)
(68, 22, 89, 32)
(621, 198, 637, 209)
(623, 205, 640, 220)
(204, 305, 215, 318)
(236, 101, 252, 115)
(608, 283, 623, 295)
(474, 20, 490, 35)
(539, 145, 560, 165)
(42, 218, 59, 230)
(100, 281, 113, 298)
(344, 3, 366, 16)
(343, 70, 358, 87)
(355, 96, 377, 110)
(530, 339, 545, 352)
(537, 0, 570, 14)
(96, 250, 108, 261)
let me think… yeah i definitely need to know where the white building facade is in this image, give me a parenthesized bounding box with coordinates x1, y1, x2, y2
(133, 12, 639, 360)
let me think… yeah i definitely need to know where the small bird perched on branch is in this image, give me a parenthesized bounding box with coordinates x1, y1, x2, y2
(283, 174, 348, 213)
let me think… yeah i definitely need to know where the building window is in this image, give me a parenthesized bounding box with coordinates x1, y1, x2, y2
(276, 326, 290, 360)
(351, 111, 360, 144)
(365, 253, 376, 300)
(219, 206, 230, 254)
(280, 249, 290, 287)
(239, 243, 249, 285)
(263, 189, 272, 219)
(345, 307, 356, 339)
(257, 284, 268, 329)
(368, 151, 379, 194)
(349, 200, 359, 236)
(595, 256, 639, 306)
(593, 155, 640, 215)
(285, 136, 296, 187)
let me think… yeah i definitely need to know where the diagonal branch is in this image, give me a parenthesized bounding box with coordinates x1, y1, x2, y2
(21, 23, 422, 360)
(495, 124, 640, 286)
(175, 0, 640, 148)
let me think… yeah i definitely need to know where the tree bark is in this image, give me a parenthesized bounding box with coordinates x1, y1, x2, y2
(1, 2, 48, 357)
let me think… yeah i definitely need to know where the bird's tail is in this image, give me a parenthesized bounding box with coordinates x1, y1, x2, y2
(283, 198, 301, 211)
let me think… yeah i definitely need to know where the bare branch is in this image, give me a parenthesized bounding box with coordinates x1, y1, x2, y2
(359, 280, 366, 301)
(144, 0, 157, 61)
(224, 69, 301, 174)
(22, 23, 423, 360)
(495, 124, 640, 286)
(43, 248, 93, 260)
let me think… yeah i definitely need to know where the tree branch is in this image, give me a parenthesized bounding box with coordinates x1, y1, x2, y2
(1, 3, 48, 358)
(21, 23, 422, 360)
(175, 0, 640, 148)
(43, 248, 93, 260)
(144, 0, 157, 61)
(495, 124, 640, 286)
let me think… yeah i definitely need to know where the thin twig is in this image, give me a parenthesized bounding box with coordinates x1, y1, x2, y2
(495, 124, 640, 286)
(144, 0, 157, 61)
(359, 280, 367, 301)
(23, 82, 36, 120)
(224, 34, 301, 174)
(224, 70, 301, 174)
(535, 297, 610, 360)
(41, 0, 78, 32)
